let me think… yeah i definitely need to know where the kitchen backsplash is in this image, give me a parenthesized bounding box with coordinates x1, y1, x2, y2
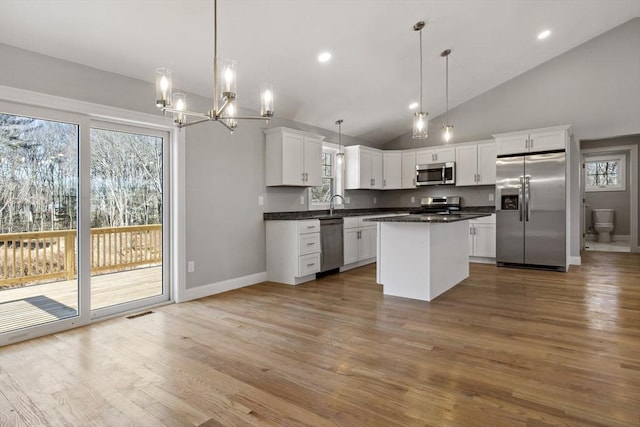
(264, 185, 495, 212)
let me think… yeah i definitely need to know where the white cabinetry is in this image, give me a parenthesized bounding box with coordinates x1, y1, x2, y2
(469, 214, 496, 261)
(266, 220, 321, 285)
(416, 147, 455, 165)
(455, 140, 497, 186)
(494, 125, 570, 156)
(265, 127, 325, 186)
(345, 146, 383, 189)
(343, 217, 376, 265)
(383, 151, 402, 189)
(401, 151, 417, 188)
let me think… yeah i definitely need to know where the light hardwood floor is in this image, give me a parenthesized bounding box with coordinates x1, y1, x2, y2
(0, 252, 638, 426)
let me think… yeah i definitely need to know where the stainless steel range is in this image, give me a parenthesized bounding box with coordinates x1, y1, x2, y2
(417, 196, 461, 214)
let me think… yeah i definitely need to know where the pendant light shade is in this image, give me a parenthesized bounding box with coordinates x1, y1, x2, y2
(335, 119, 344, 167)
(412, 21, 428, 139)
(441, 49, 454, 143)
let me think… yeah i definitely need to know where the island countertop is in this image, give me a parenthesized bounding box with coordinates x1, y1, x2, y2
(364, 213, 491, 223)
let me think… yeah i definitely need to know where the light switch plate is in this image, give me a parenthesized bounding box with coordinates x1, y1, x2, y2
(345, 197, 351, 204)
(489, 193, 494, 201)
(300, 196, 305, 205)
(258, 196, 264, 206)
(188, 261, 195, 272)
(373, 197, 377, 204)
(411, 196, 416, 203)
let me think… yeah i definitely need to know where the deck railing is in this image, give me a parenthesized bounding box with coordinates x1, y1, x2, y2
(0, 224, 162, 287)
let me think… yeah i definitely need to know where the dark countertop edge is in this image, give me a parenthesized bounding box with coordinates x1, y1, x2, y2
(364, 213, 492, 223)
(263, 206, 495, 221)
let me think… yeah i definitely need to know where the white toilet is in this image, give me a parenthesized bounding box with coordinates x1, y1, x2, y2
(592, 209, 615, 243)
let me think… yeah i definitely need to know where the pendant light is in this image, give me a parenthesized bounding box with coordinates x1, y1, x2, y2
(335, 119, 344, 167)
(155, 0, 274, 131)
(412, 21, 428, 139)
(441, 49, 453, 142)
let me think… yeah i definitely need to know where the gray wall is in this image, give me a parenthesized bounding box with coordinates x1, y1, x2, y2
(0, 41, 376, 291)
(581, 135, 639, 239)
(383, 18, 640, 258)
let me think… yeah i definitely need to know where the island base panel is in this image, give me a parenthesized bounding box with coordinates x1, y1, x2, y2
(378, 221, 469, 301)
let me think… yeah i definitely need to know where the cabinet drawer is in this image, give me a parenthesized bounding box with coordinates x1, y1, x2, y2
(299, 253, 320, 276)
(299, 233, 320, 255)
(298, 220, 320, 234)
(343, 217, 360, 229)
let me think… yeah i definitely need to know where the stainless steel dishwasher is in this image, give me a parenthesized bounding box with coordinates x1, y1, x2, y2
(319, 217, 344, 272)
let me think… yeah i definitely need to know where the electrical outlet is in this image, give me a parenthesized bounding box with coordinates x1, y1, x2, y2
(188, 261, 195, 273)
(489, 193, 495, 201)
(258, 195, 264, 206)
(345, 197, 351, 204)
(411, 196, 416, 203)
(299, 196, 305, 205)
(373, 197, 377, 204)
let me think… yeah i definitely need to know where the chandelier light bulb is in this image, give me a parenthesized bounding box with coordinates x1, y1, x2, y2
(155, 67, 172, 107)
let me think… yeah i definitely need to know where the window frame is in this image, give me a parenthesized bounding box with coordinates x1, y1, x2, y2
(584, 153, 626, 192)
(309, 143, 343, 210)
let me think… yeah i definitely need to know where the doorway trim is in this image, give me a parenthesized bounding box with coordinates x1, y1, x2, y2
(580, 143, 638, 253)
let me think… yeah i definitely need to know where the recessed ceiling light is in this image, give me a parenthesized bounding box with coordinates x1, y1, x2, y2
(409, 102, 419, 110)
(318, 52, 332, 63)
(537, 29, 551, 40)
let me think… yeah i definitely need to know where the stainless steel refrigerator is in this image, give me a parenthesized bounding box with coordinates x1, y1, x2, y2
(496, 150, 566, 271)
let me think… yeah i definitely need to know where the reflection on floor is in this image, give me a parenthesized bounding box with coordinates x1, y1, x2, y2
(584, 240, 631, 252)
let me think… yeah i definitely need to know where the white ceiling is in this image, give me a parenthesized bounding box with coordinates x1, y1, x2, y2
(1, 0, 639, 144)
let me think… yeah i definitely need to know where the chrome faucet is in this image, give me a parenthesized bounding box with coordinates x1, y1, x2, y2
(329, 194, 345, 216)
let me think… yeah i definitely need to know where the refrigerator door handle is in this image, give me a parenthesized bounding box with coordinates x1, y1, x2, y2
(525, 175, 531, 222)
(518, 176, 524, 222)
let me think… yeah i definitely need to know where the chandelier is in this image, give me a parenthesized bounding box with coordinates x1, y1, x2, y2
(154, 0, 274, 131)
(412, 21, 428, 139)
(441, 49, 453, 142)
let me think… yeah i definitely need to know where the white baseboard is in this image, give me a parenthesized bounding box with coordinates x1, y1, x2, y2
(340, 258, 375, 272)
(568, 256, 581, 266)
(181, 271, 267, 302)
(469, 256, 495, 264)
(613, 235, 630, 242)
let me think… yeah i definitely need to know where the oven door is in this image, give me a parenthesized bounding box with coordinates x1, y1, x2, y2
(416, 163, 446, 185)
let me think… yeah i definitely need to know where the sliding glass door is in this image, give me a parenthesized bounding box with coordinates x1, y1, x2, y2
(0, 102, 171, 345)
(0, 111, 80, 335)
(89, 123, 168, 315)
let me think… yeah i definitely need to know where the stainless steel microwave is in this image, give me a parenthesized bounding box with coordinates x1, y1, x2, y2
(416, 162, 455, 186)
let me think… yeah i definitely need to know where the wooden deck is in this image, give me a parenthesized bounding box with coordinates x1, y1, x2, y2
(0, 266, 162, 334)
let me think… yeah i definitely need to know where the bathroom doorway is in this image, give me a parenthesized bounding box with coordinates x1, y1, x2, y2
(580, 135, 639, 253)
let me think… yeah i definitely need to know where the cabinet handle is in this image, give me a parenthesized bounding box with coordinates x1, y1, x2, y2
(383, 179, 386, 187)
(301, 172, 305, 181)
(530, 138, 534, 148)
(306, 242, 315, 246)
(307, 263, 315, 267)
(308, 226, 316, 229)
(413, 178, 416, 186)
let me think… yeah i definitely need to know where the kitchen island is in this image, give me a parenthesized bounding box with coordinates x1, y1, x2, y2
(365, 213, 490, 302)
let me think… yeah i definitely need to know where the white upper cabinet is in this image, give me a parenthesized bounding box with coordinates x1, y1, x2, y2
(401, 151, 417, 189)
(416, 146, 455, 165)
(383, 151, 402, 189)
(345, 145, 384, 189)
(494, 125, 571, 156)
(455, 140, 496, 186)
(265, 127, 325, 187)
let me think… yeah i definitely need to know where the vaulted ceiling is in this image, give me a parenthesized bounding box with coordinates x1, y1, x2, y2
(1, 0, 638, 145)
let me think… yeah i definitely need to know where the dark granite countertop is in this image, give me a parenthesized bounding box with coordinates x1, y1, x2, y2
(364, 213, 491, 223)
(263, 206, 495, 221)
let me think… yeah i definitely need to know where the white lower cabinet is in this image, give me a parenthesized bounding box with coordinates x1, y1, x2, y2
(469, 214, 496, 261)
(343, 216, 378, 267)
(266, 219, 321, 285)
